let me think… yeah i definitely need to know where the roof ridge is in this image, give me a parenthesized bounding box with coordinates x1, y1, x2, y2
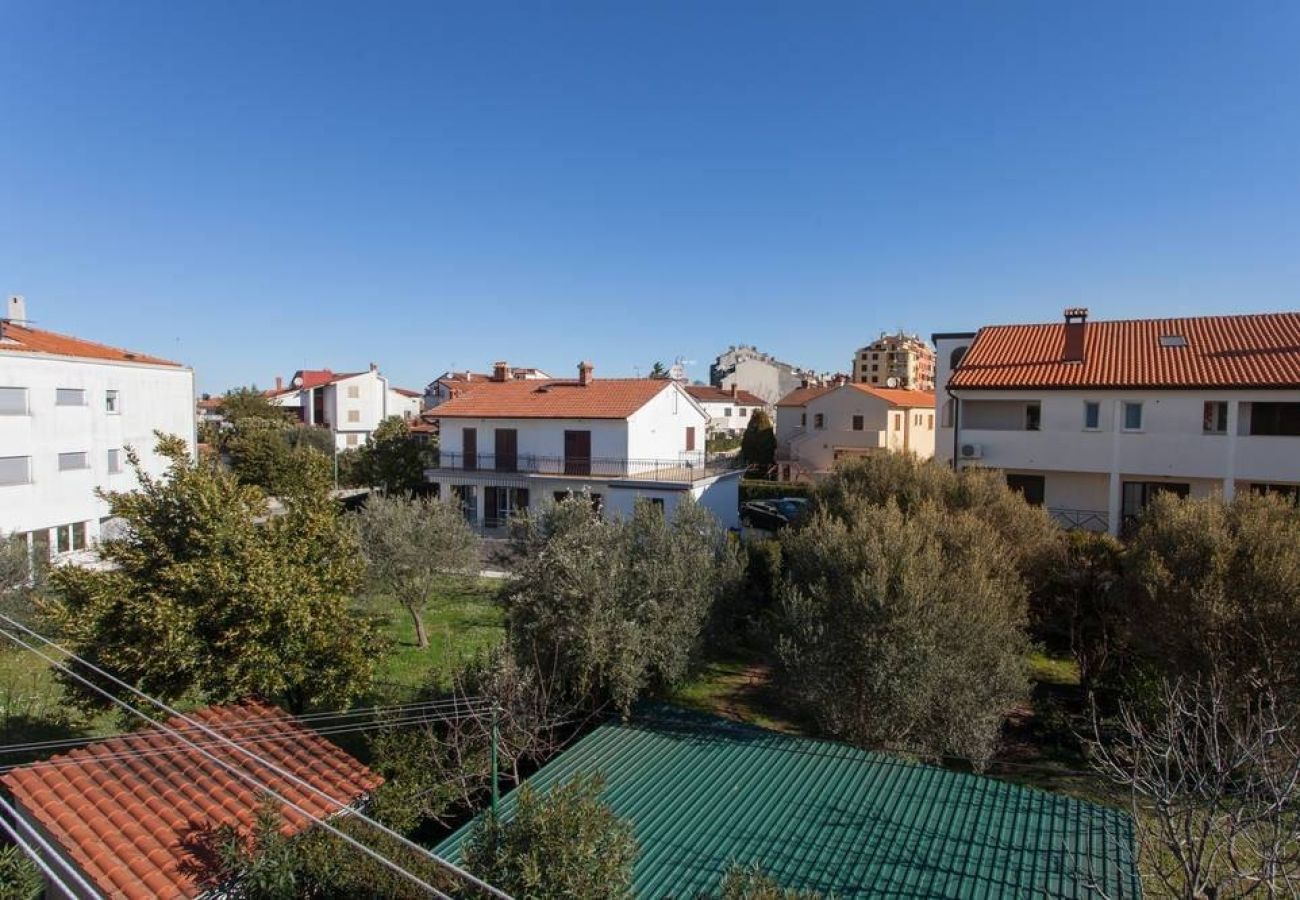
(0, 322, 182, 367)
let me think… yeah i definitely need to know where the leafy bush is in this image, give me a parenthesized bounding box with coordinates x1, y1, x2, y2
(740, 480, 812, 503)
(740, 410, 777, 472)
(716, 863, 825, 899)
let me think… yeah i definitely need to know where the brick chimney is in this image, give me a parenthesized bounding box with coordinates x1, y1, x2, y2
(275, 376, 283, 391)
(1063, 307, 1088, 363)
(578, 361, 594, 386)
(493, 361, 510, 382)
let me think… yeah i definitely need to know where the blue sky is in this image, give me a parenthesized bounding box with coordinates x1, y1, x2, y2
(2, 2, 1298, 394)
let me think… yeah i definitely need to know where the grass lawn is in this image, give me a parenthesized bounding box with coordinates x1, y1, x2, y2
(361, 576, 505, 701)
(671, 647, 807, 734)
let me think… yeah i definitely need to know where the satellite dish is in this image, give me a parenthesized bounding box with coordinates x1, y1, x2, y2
(886, 376, 901, 388)
(292, 375, 304, 387)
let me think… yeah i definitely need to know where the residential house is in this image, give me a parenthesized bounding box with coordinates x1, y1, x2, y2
(709, 345, 824, 406)
(774, 382, 936, 481)
(426, 362, 742, 529)
(2, 699, 382, 899)
(267, 365, 422, 450)
(683, 383, 768, 436)
(852, 331, 936, 391)
(424, 363, 551, 408)
(0, 296, 195, 563)
(934, 309, 1300, 534)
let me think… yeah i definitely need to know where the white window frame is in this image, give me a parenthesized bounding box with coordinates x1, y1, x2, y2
(105, 389, 121, 414)
(1202, 400, 1228, 435)
(1122, 402, 1144, 432)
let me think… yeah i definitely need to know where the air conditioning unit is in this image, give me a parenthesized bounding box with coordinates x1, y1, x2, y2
(959, 443, 983, 460)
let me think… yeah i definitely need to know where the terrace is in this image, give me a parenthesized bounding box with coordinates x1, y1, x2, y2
(426, 451, 740, 484)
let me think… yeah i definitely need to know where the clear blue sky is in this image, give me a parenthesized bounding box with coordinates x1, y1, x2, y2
(2, 2, 1298, 394)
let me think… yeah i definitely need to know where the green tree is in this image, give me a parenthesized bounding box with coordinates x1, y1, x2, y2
(352, 417, 427, 493)
(1126, 491, 1300, 700)
(739, 409, 777, 472)
(717, 863, 825, 899)
(353, 493, 479, 648)
(0, 845, 41, 900)
(0, 532, 45, 630)
(462, 774, 638, 900)
(503, 497, 743, 713)
(220, 386, 291, 429)
(777, 499, 1030, 765)
(648, 361, 669, 379)
(45, 435, 381, 713)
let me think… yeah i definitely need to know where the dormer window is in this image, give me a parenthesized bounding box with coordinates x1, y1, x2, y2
(1159, 335, 1187, 348)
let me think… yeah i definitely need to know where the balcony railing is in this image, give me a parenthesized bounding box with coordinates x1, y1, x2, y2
(1048, 507, 1110, 532)
(428, 451, 739, 483)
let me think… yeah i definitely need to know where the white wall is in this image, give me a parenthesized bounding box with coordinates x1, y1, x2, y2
(626, 384, 708, 462)
(440, 417, 630, 462)
(778, 386, 934, 475)
(0, 353, 195, 552)
(697, 399, 764, 434)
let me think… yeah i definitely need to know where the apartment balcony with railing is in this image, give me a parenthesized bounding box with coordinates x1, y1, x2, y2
(426, 451, 739, 483)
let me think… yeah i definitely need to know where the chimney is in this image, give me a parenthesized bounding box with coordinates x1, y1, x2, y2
(578, 361, 594, 386)
(6, 295, 26, 323)
(275, 376, 283, 391)
(730, 383, 738, 399)
(493, 360, 510, 382)
(369, 362, 378, 372)
(1063, 307, 1088, 363)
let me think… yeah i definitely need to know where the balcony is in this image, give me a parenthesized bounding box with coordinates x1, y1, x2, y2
(426, 451, 740, 484)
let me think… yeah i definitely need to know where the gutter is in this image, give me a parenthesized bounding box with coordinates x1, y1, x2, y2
(946, 386, 960, 471)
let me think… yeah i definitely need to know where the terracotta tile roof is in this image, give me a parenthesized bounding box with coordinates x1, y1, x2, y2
(0, 322, 181, 367)
(2, 700, 382, 900)
(391, 386, 423, 398)
(846, 384, 937, 407)
(950, 312, 1300, 390)
(684, 385, 767, 406)
(776, 385, 834, 407)
(432, 378, 673, 419)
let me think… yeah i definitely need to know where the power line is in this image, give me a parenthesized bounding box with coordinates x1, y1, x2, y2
(0, 619, 500, 899)
(0, 793, 106, 899)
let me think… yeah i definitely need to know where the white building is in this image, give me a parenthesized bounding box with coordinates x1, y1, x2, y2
(424, 363, 551, 408)
(426, 362, 742, 529)
(935, 309, 1300, 534)
(709, 345, 824, 406)
(0, 296, 196, 562)
(774, 382, 936, 482)
(683, 384, 768, 435)
(267, 366, 422, 450)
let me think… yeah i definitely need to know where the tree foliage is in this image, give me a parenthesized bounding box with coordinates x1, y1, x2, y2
(353, 493, 479, 648)
(716, 863, 825, 899)
(228, 426, 334, 498)
(502, 497, 743, 713)
(350, 416, 427, 493)
(44, 435, 381, 713)
(777, 498, 1030, 765)
(740, 409, 777, 472)
(0, 845, 41, 900)
(648, 361, 669, 379)
(462, 773, 638, 900)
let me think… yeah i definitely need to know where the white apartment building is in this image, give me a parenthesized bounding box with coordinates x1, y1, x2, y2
(426, 362, 742, 529)
(0, 296, 196, 562)
(267, 366, 422, 450)
(709, 345, 824, 406)
(934, 309, 1300, 534)
(852, 331, 936, 392)
(683, 384, 768, 435)
(774, 383, 936, 481)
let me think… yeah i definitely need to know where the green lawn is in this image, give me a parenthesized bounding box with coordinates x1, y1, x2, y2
(361, 576, 506, 701)
(671, 650, 807, 734)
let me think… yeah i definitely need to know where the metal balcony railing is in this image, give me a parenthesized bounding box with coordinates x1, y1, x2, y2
(428, 451, 739, 483)
(1048, 507, 1110, 532)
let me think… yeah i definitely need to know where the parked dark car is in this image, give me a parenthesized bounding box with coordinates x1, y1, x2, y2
(740, 498, 809, 531)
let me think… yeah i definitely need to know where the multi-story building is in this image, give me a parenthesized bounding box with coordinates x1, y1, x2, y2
(0, 296, 195, 562)
(852, 331, 935, 391)
(773, 382, 936, 481)
(709, 345, 823, 406)
(424, 363, 551, 408)
(267, 365, 422, 450)
(426, 362, 742, 529)
(934, 309, 1300, 534)
(683, 384, 768, 436)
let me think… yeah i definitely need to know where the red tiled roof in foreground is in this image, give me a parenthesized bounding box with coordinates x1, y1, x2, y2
(0, 322, 181, 367)
(2, 700, 382, 900)
(950, 312, 1300, 390)
(432, 378, 673, 419)
(684, 385, 768, 406)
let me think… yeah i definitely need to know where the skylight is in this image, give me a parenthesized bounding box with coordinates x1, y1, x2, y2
(1159, 334, 1188, 348)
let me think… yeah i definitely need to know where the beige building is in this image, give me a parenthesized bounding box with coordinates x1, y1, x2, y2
(774, 383, 936, 481)
(852, 332, 935, 392)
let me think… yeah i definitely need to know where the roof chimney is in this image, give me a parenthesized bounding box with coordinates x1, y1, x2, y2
(369, 362, 378, 372)
(578, 361, 594, 386)
(730, 383, 738, 399)
(275, 376, 283, 391)
(1063, 307, 1088, 363)
(493, 360, 510, 382)
(6, 295, 26, 324)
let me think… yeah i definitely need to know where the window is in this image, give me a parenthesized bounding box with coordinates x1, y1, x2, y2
(347, 409, 360, 423)
(893, 413, 901, 429)
(58, 451, 89, 471)
(949, 346, 968, 370)
(927, 414, 934, 430)
(1249, 402, 1300, 437)
(648, 497, 665, 513)
(813, 413, 824, 429)
(347, 385, 360, 399)
(685, 426, 696, 451)
(105, 390, 120, 414)
(0, 456, 31, 486)
(55, 388, 86, 406)
(799, 413, 806, 427)
(1123, 402, 1143, 431)
(739, 408, 748, 417)
(852, 414, 864, 431)
(1203, 401, 1228, 435)
(0, 387, 27, 415)
(107, 449, 122, 474)
(1083, 401, 1101, 431)
(346, 433, 359, 447)
(723, 407, 732, 417)
(56, 522, 86, 554)
(941, 400, 953, 428)
(1251, 484, 1300, 504)
(1159, 334, 1187, 348)
(1005, 474, 1046, 506)
(1025, 402, 1041, 431)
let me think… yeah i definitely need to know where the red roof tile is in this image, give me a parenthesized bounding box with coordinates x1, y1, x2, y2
(684, 385, 768, 406)
(776, 385, 834, 407)
(391, 386, 423, 398)
(2, 700, 382, 900)
(0, 322, 181, 367)
(432, 378, 673, 419)
(950, 312, 1300, 390)
(846, 384, 936, 407)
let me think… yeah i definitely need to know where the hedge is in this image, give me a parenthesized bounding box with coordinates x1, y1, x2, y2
(740, 479, 813, 502)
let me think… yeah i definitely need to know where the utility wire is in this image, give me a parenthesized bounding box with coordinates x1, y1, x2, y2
(0, 793, 106, 899)
(0, 620, 487, 899)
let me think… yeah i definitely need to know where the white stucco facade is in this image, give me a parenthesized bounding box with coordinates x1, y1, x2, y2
(270, 368, 421, 450)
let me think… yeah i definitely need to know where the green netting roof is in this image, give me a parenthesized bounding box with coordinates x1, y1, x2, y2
(436, 706, 1139, 898)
